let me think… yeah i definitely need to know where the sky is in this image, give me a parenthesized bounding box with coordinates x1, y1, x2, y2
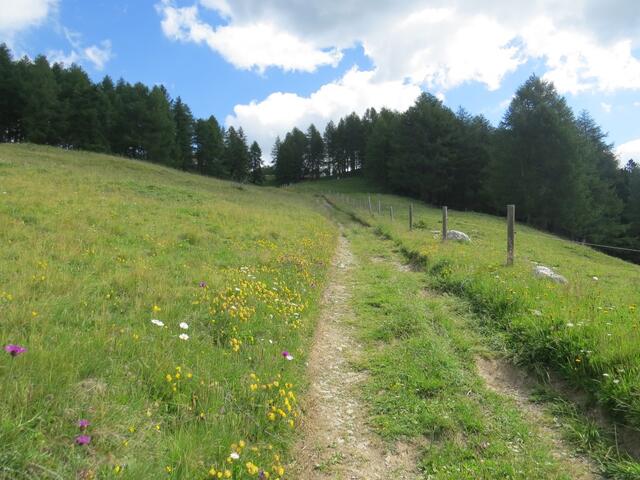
(1, 0, 640, 164)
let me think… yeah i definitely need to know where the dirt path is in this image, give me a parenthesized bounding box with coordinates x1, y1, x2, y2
(289, 233, 418, 480)
(476, 357, 601, 479)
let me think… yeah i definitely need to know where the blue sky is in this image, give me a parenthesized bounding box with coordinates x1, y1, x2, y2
(2, 0, 640, 162)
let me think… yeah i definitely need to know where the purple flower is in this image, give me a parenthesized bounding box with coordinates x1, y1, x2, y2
(78, 419, 90, 430)
(4, 344, 27, 357)
(75, 435, 91, 446)
(281, 351, 293, 361)
(199, 281, 207, 288)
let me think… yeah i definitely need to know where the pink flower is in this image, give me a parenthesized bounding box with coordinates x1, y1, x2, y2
(75, 435, 91, 445)
(281, 351, 293, 361)
(78, 419, 90, 430)
(199, 281, 207, 288)
(4, 344, 27, 357)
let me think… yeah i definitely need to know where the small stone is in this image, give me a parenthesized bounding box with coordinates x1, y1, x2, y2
(533, 265, 568, 284)
(446, 230, 471, 242)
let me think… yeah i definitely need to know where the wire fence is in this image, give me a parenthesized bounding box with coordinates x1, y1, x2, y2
(323, 191, 640, 256)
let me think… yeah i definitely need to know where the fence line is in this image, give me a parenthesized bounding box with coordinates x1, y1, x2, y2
(322, 191, 640, 255)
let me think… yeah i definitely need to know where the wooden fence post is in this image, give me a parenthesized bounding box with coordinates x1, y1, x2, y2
(507, 204, 515, 266)
(442, 206, 448, 241)
(368, 195, 372, 215)
(409, 204, 413, 230)
(378, 199, 381, 215)
(390, 206, 394, 221)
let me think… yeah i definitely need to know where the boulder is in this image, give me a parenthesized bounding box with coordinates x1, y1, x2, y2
(446, 230, 471, 242)
(533, 265, 567, 284)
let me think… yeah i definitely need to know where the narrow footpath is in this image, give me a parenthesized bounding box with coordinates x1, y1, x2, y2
(289, 232, 418, 480)
(290, 207, 601, 479)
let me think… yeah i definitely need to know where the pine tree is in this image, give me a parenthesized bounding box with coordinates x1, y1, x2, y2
(223, 127, 250, 182)
(194, 116, 225, 176)
(305, 124, 324, 179)
(145, 85, 176, 165)
(172, 97, 195, 170)
(492, 75, 584, 234)
(249, 141, 265, 184)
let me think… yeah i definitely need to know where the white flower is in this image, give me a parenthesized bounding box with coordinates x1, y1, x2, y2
(592, 276, 599, 281)
(151, 319, 164, 327)
(179, 322, 189, 330)
(285, 354, 294, 361)
(613, 379, 620, 384)
(230, 452, 240, 460)
(566, 323, 575, 327)
(602, 373, 610, 377)
(179, 334, 189, 341)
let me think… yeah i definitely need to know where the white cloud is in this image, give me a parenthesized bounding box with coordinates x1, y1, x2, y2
(226, 67, 421, 162)
(522, 16, 640, 94)
(601, 102, 612, 113)
(157, 0, 341, 73)
(634, 101, 640, 107)
(48, 29, 113, 71)
(83, 41, 113, 70)
(159, 0, 640, 95)
(211, 1, 640, 158)
(0, 0, 57, 41)
(616, 138, 640, 163)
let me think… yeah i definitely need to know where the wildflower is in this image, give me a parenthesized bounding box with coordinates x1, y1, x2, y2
(230, 452, 240, 460)
(199, 281, 207, 288)
(4, 344, 27, 357)
(281, 351, 293, 361)
(75, 435, 91, 445)
(78, 419, 90, 430)
(179, 334, 189, 341)
(592, 276, 599, 281)
(566, 323, 574, 328)
(151, 319, 164, 327)
(179, 322, 189, 330)
(165, 466, 173, 473)
(153, 305, 161, 313)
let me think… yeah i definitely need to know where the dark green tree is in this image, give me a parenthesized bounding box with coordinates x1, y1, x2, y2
(145, 85, 176, 165)
(194, 116, 225, 176)
(223, 126, 250, 181)
(172, 97, 195, 170)
(492, 75, 584, 234)
(249, 141, 265, 184)
(364, 108, 399, 186)
(305, 124, 324, 179)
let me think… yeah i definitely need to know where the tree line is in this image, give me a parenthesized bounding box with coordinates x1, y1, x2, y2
(273, 76, 640, 262)
(0, 44, 264, 184)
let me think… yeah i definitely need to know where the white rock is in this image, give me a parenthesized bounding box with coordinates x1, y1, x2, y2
(446, 230, 471, 242)
(533, 265, 568, 284)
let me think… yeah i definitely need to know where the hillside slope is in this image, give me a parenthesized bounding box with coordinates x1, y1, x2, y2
(291, 178, 640, 437)
(0, 145, 337, 478)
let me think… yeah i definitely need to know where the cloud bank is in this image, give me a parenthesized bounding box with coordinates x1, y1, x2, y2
(156, 0, 640, 159)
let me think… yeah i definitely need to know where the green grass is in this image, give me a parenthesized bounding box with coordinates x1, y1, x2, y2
(0, 144, 337, 479)
(305, 178, 640, 435)
(327, 200, 640, 478)
(331, 210, 584, 479)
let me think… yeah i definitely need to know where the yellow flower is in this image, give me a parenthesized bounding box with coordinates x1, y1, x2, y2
(224, 470, 232, 478)
(165, 465, 173, 473)
(153, 305, 162, 312)
(208, 468, 217, 477)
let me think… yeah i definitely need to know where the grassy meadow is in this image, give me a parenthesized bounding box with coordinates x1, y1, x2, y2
(294, 178, 640, 434)
(0, 144, 337, 479)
